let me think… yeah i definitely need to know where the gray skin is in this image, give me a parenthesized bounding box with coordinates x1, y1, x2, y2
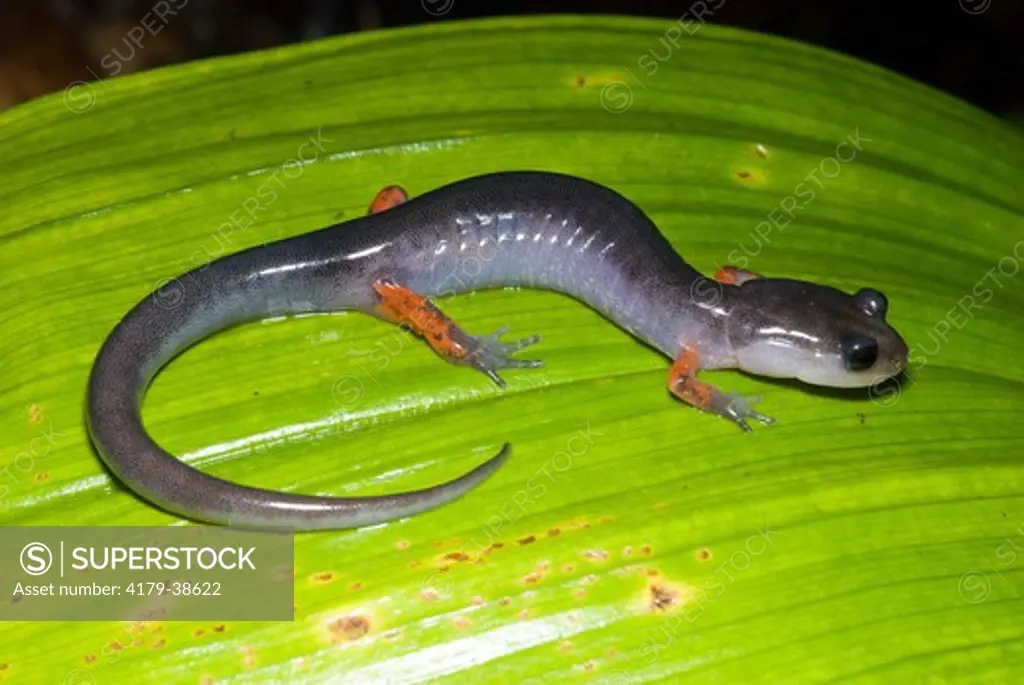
(86, 171, 908, 531)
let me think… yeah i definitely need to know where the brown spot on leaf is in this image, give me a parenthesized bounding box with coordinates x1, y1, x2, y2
(640, 545, 652, 556)
(649, 583, 679, 611)
(498, 596, 511, 607)
(443, 551, 469, 562)
(696, 547, 712, 562)
(576, 75, 586, 87)
(598, 516, 613, 524)
(562, 563, 576, 573)
(573, 589, 586, 599)
(212, 624, 225, 633)
(581, 659, 598, 672)
(330, 614, 371, 641)
(192, 629, 205, 638)
(348, 581, 364, 591)
(409, 560, 422, 568)
(518, 535, 536, 545)
(311, 571, 335, 583)
(36, 472, 48, 481)
(523, 572, 542, 584)
(27, 404, 43, 424)
(84, 654, 97, 663)
(646, 569, 660, 577)
(108, 640, 123, 651)
(547, 528, 561, 537)
(736, 170, 751, 179)
(152, 639, 166, 649)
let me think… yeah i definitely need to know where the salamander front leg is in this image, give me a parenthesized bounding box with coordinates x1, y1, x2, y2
(713, 265, 760, 285)
(372, 280, 543, 388)
(667, 348, 774, 432)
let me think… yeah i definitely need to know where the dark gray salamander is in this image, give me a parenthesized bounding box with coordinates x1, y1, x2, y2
(87, 171, 907, 530)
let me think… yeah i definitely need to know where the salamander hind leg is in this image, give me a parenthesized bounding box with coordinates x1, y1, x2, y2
(372, 280, 542, 388)
(667, 347, 774, 432)
(367, 185, 410, 215)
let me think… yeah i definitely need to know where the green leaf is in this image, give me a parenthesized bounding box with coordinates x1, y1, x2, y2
(2, 14, 1023, 684)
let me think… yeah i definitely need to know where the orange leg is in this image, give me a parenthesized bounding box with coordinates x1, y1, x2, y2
(713, 265, 759, 286)
(368, 185, 410, 215)
(667, 347, 774, 432)
(667, 348, 715, 409)
(372, 279, 542, 387)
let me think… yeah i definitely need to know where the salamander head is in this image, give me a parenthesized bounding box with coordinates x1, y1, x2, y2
(728, 278, 907, 388)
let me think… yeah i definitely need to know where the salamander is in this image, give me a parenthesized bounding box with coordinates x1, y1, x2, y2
(86, 171, 908, 530)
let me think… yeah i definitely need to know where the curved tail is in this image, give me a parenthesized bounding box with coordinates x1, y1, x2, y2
(86, 256, 509, 531)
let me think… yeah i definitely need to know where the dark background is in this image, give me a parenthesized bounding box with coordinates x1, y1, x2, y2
(2, 0, 1022, 119)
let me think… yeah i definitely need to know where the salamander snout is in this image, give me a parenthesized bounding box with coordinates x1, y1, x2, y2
(730, 279, 908, 389)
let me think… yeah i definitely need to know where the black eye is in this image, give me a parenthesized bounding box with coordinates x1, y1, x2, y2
(854, 288, 887, 318)
(841, 334, 878, 371)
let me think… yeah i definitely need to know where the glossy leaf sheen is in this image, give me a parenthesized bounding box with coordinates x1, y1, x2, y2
(1, 15, 1023, 685)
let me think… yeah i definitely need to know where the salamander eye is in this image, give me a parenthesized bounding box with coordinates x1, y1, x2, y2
(854, 288, 887, 318)
(841, 334, 878, 371)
